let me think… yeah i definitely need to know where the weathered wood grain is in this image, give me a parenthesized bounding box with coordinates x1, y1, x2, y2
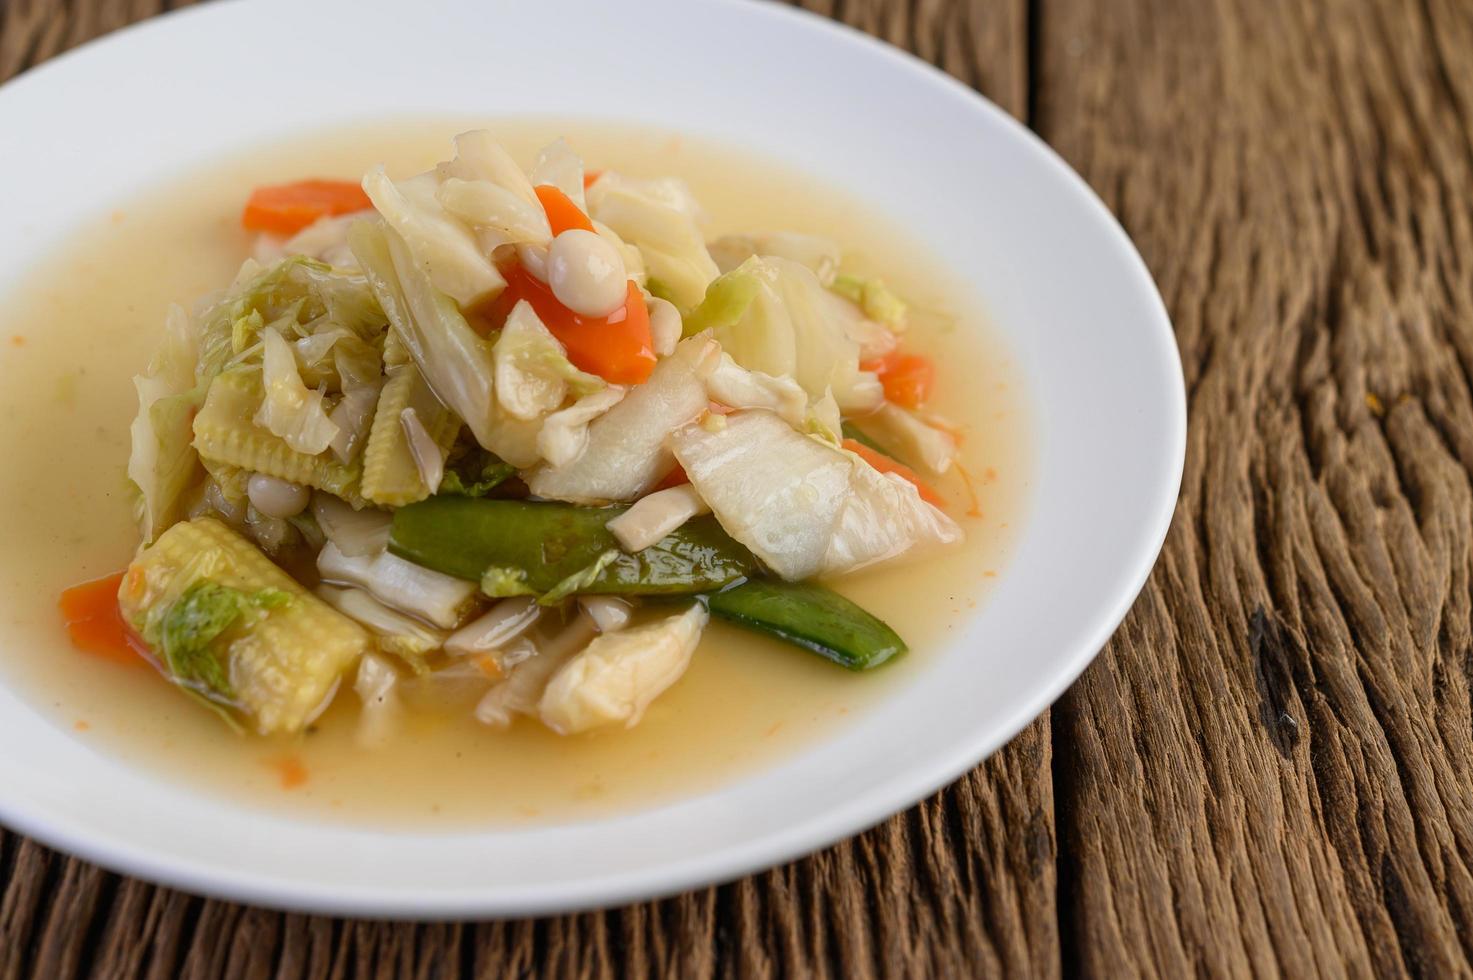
(0, 2, 1055, 979)
(1039, 0, 1473, 974)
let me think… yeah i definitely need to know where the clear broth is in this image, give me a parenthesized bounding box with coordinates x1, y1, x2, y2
(0, 121, 1030, 827)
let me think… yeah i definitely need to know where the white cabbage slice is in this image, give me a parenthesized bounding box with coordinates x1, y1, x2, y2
(128, 304, 203, 542)
(436, 178, 551, 247)
(444, 596, 541, 662)
(318, 584, 448, 659)
(592, 220, 645, 285)
(537, 385, 627, 468)
(311, 493, 392, 557)
(361, 167, 504, 308)
(861, 403, 959, 477)
(767, 258, 883, 413)
(352, 220, 511, 456)
(492, 301, 604, 421)
(475, 613, 597, 729)
(586, 172, 718, 310)
(354, 652, 402, 748)
(539, 603, 707, 735)
(254, 328, 340, 455)
(527, 336, 719, 503)
(285, 212, 370, 268)
(437, 130, 539, 204)
(529, 138, 587, 212)
(707, 231, 842, 285)
(698, 256, 881, 413)
(670, 410, 961, 580)
(646, 295, 682, 356)
(700, 350, 808, 428)
(317, 541, 478, 629)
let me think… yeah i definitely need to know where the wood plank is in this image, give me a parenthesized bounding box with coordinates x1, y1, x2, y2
(1038, 0, 1473, 973)
(0, 1, 1050, 978)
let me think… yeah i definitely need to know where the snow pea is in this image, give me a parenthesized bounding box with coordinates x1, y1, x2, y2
(389, 498, 754, 597)
(706, 579, 906, 670)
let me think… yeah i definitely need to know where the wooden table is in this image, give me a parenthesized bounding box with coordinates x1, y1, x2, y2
(5, 0, 1473, 975)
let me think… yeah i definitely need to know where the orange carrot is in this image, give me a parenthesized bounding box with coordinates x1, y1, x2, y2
(535, 185, 596, 236)
(582, 170, 603, 190)
(59, 572, 143, 665)
(242, 180, 372, 236)
(842, 439, 945, 507)
(861, 351, 935, 409)
(477, 260, 656, 385)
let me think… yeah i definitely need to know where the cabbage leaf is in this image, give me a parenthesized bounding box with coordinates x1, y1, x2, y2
(670, 409, 961, 580)
(527, 336, 718, 503)
(586, 173, 718, 310)
(254, 328, 340, 455)
(492, 301, 604, 421)
(128, 303, 204, 542)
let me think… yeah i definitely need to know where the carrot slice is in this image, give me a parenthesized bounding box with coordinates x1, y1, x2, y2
(59, 572, 143, 665)
(535, 185, 596, 236)
(842, 439, 945, 507)
(861, 351, 934, 409)
(582, 170, 603, 190)
(242, 179, 372, 236)
(477, 261, 656, 385)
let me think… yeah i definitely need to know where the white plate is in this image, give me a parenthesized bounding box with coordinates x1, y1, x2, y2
(0, 0, 1184, 917)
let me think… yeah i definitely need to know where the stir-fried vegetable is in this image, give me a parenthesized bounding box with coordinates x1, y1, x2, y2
(317, 541, 479, 629)
(476, 613, 597, 728)
(707, 231, 842, 285)
(605, 484, 711, 553)
(59, 572, 138, 664)
(707, 579, 906, 670)
(481, 260, 656, 385)
(858, 402, 959, 477)
(243, 179, 372, 237)
(862, 350, 934, 409)
(317, 584, 448, 662)
(119, 518, 368, 733)
(102, 129, 984, 744)
(585, 172, 719, 310)
(540, 603, 707, 734)
(128, 305, 203, 542)
(830, 274, 908, 329)
(840, 438, 944, 507)
(671, 409, 961, 580)
(388, 497, 754, 598)
(693, 256, 882, 413)
(527, 335, 716, 502)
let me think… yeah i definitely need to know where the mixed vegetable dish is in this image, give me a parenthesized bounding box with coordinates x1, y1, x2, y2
(59, 132, 974, 741)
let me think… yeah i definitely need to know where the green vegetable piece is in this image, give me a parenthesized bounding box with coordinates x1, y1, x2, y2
(830, 274, 908, 328)
(481, 567, 536, 598)
(390, 497, 754, 597)
(439, 450, 517, 498)
(540, 550, 621, 605)
(707, 579, 906, 670)
(149, 582, 293, 702)
(644, 277, 679, 306)
(682, 266, 763, 337)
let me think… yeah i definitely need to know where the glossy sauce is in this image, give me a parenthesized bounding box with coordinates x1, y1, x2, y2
(0, 121, 1031, 827)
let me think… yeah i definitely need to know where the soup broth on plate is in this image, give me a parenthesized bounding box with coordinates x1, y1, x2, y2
(0, 121, 1030, 827)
